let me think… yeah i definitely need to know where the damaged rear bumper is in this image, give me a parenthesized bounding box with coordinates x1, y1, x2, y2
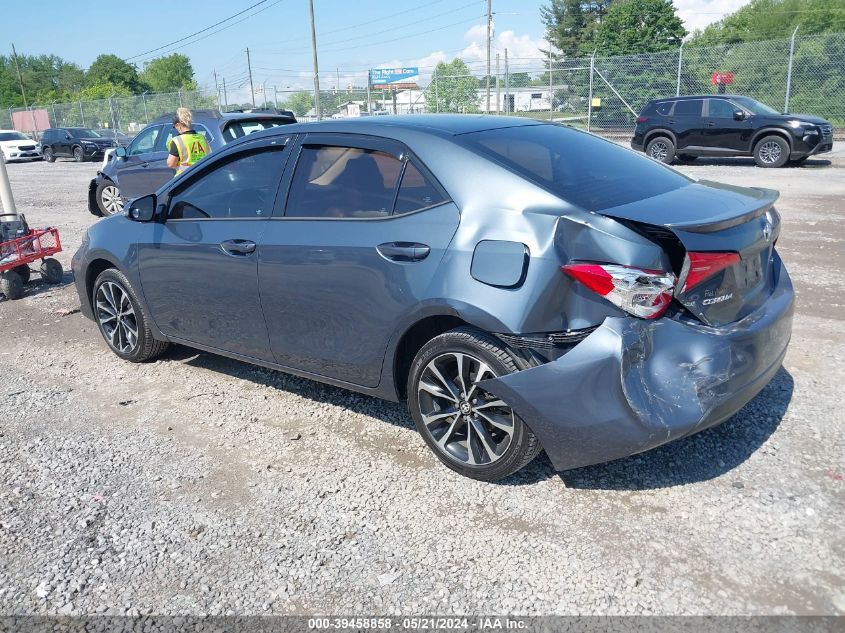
(481, 257, 794, 471)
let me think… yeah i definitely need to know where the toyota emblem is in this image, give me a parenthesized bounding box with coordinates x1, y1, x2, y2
(762, 220, 772, 242)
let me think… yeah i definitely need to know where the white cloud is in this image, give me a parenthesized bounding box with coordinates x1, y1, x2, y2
(674, 0, 752, 34)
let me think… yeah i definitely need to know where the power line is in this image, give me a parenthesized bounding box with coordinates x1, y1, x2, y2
(125, 0, 272, 61)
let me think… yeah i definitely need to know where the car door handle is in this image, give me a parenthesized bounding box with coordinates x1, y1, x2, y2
(705, 122, 716, 127)
(220, 239, 256, 256)
(377, 242, 430, 262)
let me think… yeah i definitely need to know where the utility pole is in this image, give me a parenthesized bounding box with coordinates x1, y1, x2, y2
(246, 48, 256, 108)
(11, 43, 38, 135)
(548, 46, 553, 120)
(273, 86, 279, 109)
(504, 48, 509, 114)
(222, 77, 228, 111)
(784, 25, 799, 113)
(486, 0, 492, 114)
(336, 67, 340, 94)
(309, 0, 322, 120)
(495, 53, 500, 115)
(213, 69, 221, 111)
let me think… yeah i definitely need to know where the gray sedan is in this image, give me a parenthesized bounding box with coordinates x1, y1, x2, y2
(72, 115, 793, 481)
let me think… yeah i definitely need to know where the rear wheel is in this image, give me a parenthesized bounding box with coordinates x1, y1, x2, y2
(753, 135, 790, 168)
(13, 265, 30, 284)
(96, 179, 123, 216)
(646, 136, 675, 164)
(73, 146, 85, 162)
(93, 268, 169, 362)
(43, 147, 55, 163)
(407, 327, 542, 481)
(0, 271, 24, 300)
(40, 258, 64, 284)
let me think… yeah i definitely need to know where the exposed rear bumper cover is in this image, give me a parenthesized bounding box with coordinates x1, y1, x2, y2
(480, 258, 794, 471)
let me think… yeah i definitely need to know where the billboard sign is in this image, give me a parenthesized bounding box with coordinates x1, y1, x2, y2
(711, 72, 735, 85)
(369, 67, 419, 90)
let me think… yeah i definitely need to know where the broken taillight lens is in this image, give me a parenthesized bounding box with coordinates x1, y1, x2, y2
(562, 263, 677, 320)
(680, 252, 740, 292)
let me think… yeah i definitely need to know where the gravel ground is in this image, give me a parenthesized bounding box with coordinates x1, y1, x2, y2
(0, 151, 843, 617)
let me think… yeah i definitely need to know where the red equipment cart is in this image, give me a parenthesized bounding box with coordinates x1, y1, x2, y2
(0, 227, 64, 300)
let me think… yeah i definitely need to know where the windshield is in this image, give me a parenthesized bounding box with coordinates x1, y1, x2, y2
(0, 132, 29, 141)
(463, 124, 691, 211)
(733, 97, 780, 115)
(69, 128, 101, 139)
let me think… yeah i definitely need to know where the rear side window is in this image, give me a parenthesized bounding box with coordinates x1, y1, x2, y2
(223, 119, 290, 142)
(673, 99, 704, 117)
(285, 145, 402, 219)
(464, 124, 690, 211)
(168, 148, 285, 220)
(395, 161, 447, 214)
(656, 102, 673, 115)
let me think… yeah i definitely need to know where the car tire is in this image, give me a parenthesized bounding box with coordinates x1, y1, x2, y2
(753, 135, 790, 168)
(0, 271, 24, 300)
(13, 265, 30, 284)
(677, 154, 697, 162)
(73, 146, 85, 163)
(96, 179, 124, 216)
(407, 326, 542, 481)
(43, 147, 55, 163)
(92, 268, 169, 362)
(646, 136, 675, 164)
(39, 258, 64, 284)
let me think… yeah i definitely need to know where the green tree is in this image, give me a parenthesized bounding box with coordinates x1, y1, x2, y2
(593, 0, 686, 55)
(691, 0, 845, 45)
(426, 59, 479, 113)
(283, 91, 314, 116)
(86, 54, 143, 92)
(0, 53, 85, 107)
(140, 54, 196, 92)
(541, 0, 612, 57)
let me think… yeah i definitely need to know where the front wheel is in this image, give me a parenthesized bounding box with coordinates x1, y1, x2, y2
(407, 327, 542, 481)
(43, 147, 55, 163)
(646, 136, 675, 164)
(753, 135, 790, 168)
(93, 268, 169, 362)
(73, 146, 85, 162)
(96, 179, 123, 216)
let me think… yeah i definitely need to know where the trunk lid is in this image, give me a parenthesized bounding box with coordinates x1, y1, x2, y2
(600, 180, 780, 326)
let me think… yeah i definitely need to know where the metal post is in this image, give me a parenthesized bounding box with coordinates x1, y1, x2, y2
(587, 51, 595, 132)
(366, 78, 371, 115)
(0, 148, 18, 220)
(141, 92, 149, 124)
(504, 48, 510, 114)
(495, 53, 500, 115)
(675, 42, 684, 97)
(51, 102, 57, 126)
(308, 0, 322, 120)
(213, 70, 221, 111)
(274, 86, 279, 109)
(784, 26, 799, 113)
(548, 47, 553, 120)
(486, 0, 492, 114)
(246, 48, 256, 108)
(178, 89, 183, 108)
(222, 77, 228, 112)
(109, 94, 117, 132)
(79, 101, 85, 127)
(434, 68, 439, 113)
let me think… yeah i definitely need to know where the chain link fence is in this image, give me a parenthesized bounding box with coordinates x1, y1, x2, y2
(2, 31, 843, 141)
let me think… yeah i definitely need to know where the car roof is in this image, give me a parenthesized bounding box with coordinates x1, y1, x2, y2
(651, 94, 747, 103)
(148, 109, 295, 125)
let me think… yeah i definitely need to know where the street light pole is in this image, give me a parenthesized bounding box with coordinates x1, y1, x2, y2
(486, 0, 492, 114)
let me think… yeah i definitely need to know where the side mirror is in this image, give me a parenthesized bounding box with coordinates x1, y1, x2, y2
(115, 146, 127, 158)
(125, 194, 156, 222)
(733, 110, 746, 121)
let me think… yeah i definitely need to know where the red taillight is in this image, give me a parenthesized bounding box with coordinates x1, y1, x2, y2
(562, 263, 676, 320)
(681, 252, 740, 292)
(636, 116, 648, 123)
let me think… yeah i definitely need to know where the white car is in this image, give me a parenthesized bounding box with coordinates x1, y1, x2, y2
(0, 130, 42, 162)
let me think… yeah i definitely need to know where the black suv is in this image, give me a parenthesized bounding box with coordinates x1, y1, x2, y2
(88, 109, 296, 216)
(631, 95, 834, 168)
(40, 128, 116, 163)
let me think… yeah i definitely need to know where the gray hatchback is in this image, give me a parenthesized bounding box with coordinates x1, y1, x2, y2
(73, 115, 793, 481)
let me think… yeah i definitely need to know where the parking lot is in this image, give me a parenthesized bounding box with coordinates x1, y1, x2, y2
(1, 152, 843, 616)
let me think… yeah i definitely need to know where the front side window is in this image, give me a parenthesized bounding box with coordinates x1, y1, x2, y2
(159, 123, 213, 152)
(732, 97, 779, 115)
(129, 125, 161, 155)
(168, 148, 285, 220)
(708, 99, 736, 118)
(673, 100, 704, 117)
(285, 145, 402, 219)
(69, 128, 100, 138)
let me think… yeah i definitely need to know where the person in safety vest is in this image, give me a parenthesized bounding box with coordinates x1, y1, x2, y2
(166, 107, 210, 176)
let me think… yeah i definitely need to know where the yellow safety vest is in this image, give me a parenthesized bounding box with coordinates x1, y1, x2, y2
(171, 132, 210, 175)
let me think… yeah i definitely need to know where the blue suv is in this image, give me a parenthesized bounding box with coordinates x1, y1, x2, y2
(88, 109, 295, 216)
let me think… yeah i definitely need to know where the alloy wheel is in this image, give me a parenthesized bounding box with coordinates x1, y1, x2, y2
(649, 141, 669, 162)
(95, 281, 139, 354)
(100, 185, 124, 215)
(758, 141, 782, 164)
(416, 352, 515, 467)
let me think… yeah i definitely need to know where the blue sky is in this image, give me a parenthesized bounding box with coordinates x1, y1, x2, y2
(2, 0, 748, 102)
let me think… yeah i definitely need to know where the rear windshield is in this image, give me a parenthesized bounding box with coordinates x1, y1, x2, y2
(222, 118, 292, 142)
(463, 124, 690, 211)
